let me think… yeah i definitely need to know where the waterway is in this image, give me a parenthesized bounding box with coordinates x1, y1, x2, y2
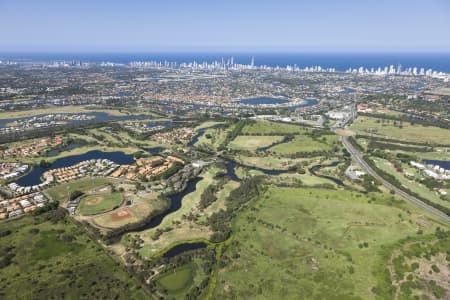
(0, 111, 153, 129)
(309, 161, 345, 186)
(132, 177, 202, 231)
(225, 159, 290, 181)
(237, 97, 290, 105)
(188, 123, 225, 147)
(16, 150, 135, 186)
(46, 142, 79, 157)
(162, 242, 208, 258)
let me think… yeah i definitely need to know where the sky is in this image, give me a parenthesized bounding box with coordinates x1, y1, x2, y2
(0, 0, 449, 53)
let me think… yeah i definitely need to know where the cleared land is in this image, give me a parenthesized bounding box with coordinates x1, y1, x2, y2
(229, 135, 285, 151)
(241, 121, 308, 135)
(78, 192, 123, 216)
(0, 212, 146, 299)
(270, 134, 337, 154)
(350, 116, 450, 145)
(214, 187, 445, 300)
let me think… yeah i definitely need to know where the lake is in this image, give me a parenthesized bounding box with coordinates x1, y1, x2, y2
(16, 150, 135, 186)
(423, 160, 450, 170)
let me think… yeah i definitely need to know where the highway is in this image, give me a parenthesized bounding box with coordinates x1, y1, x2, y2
(342, 136, 450, 223)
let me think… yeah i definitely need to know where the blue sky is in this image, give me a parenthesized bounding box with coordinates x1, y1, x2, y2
(0, 0, 449, 52)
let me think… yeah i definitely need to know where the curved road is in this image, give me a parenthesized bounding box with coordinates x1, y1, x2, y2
(342, 136, 450, 223)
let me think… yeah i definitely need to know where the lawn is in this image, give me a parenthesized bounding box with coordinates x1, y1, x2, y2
(46, 177, 116, 203)
(213, 187, 445, 300)
(78, 192, 123, 216)
(0, 211, 147, 300)
(241, 120, 309, 135)
(229, 135, 285, 151)
(350, 116, 450, 145)
(270, 134, 336, 154)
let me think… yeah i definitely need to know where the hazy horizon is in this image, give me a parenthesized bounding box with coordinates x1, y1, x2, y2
(1, 0, 449, 53)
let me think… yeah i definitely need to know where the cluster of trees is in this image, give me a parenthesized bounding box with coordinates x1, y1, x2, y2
(199, 176, 229, 210)
(218, 120, 248, 150)
(208, 176, 266, 242)
(368, 139, 432, 153)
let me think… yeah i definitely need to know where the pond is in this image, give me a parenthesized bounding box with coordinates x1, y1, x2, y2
(162, 242, 208, 258)
(16, 150, 135, 186)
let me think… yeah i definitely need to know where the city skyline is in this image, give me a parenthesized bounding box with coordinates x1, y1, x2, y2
(1, 0, 450, 53)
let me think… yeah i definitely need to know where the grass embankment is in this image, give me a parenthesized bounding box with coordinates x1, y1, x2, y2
(0, 212, 147, 299)
(213, 187, 445, 299)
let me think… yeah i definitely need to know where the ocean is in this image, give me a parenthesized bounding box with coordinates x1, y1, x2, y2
(1, 52, 450, 73)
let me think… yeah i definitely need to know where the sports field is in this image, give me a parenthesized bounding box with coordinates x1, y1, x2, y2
(92, 192, 164, 228)
(213, 187, 445, 299)
(46, 178, 116, 202)
(78, 192, 123, 216)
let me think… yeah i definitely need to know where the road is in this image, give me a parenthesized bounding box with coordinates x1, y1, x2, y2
(342, 136, 450, 223)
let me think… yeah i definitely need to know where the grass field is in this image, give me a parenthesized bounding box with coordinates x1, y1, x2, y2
(270, 134, 337, 154)
(236, 155, 310, 170)
(241, 121, 309, 135)
(0, 212, 147, 300)
(350, 116, 450, 145)
(78, 192, 123, 216)
(229, 135, 285, 151)
(156, 263, 195, 294)
(46, 177, 116, 203)
(213, 187, 445, 299)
